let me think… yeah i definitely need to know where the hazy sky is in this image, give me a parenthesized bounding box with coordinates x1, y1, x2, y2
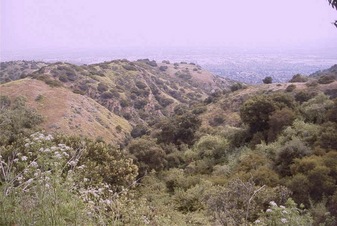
(1, 0, 337, 56)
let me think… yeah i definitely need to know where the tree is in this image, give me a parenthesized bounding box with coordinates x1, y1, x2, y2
(262, 76, 273, 84)
(240, 95, 276, 133)
(328, 0, 337, 27)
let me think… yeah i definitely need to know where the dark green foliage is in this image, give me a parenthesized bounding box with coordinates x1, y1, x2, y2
(157, 113, 201, 146)
(48, 134, 138, 188)
(122, 64, 137, 71)
(289, 74, 308, 83)
(295, 91, 316, 103)
(127, 137, 167, 176)
(326, 98, 337, 123)
(274, 139, 311, 176)
(267, 108, 296, 142)
(318, 75, 335, 84)
(58, 74, 69, 82)
(130, 124, 148, 138)
(285, 84, 296, 92)
(192, 106, 207, 115)
(262, 76, 273, 84)
(101, 91, 114, 99)
(135, 81, 147, 89)
(175, 71, 191, 80)
(317, 122, 337, 149)
(230, 82, 243, 92)
(97, 82, 108, 92)
(209, 115, 225, 126)
(174, 104, 188, 115)
(134, 99, 147, 109)
(0, 96, 43, 145)
(159, 66, 168, 71)
(120, 99, 130, 107)
(0, 95, 11, 109)
(155, 95, 174, 107)
(240, 95, 276, 133)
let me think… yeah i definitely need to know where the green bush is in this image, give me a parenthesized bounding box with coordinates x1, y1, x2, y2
(285, 84, 296, 92)
(262, 76, 273, 84)
(318, 75, 335, 84)
(289, 74, 308, 83)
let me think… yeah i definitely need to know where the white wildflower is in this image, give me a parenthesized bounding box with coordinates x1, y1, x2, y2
(44, 148, 51, 153)
(68, 160, 77, 167)
(45, 134, 54, 141)
(269, 201, 277, 207)
(78, 165, 85, 169)
(51, 146, 58, 151)
(24, 142, 30, 147)
(84, 178, 89, 182)
(254, 219, 261, 224)
(88, 201, 95, 205)
(27, 178, 34, 184)
(266, 209, 273, 213)
(280, 205, 285, 209)
(54, 152, 62, 159)
(62, 152, 69, 158)
(280, 218, 288, 223)
(21, 156, 28, 161)
(45, 183, 50, 188)
(13, 158, 19, 163)
(30, 161, 38, 168)
(34, 172, 39, 177)
(282, 210, 288, 214)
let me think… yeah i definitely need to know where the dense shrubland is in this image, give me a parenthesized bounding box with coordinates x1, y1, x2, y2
(1, 63, 337, 225)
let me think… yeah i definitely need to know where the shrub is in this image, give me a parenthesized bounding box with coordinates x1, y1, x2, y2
(285, 84, 296, 92)
(159, 65, 168, 71)
(263, 76, 273, 84)
(122, 64, 137, 71)
(289, 74, 308, 83)
(230, 83, 243, 92)
(318, 75, 335, 84)
(97, 82, 108, 92)
(127, 137, 167, 176)
(134, 99, 147, 109)
(101, 91, 114, 99)
(135, 81, 147, 89)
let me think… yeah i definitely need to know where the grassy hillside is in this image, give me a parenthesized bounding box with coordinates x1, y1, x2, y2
(1, 60, 337, 225)
(0, 78, 131, 144)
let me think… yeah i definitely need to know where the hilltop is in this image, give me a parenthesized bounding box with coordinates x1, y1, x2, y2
(0, 59, 235, 142)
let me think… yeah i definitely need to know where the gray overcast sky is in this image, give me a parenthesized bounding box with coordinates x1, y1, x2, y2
(1, 0, 337, 55)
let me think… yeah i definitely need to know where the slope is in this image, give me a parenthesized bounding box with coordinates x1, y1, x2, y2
(0, 78, 132, 144)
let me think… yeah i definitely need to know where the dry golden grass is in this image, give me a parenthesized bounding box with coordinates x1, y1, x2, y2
(0, 78, 131, 144)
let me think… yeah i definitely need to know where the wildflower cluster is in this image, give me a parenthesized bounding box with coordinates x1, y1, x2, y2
(254, 198, 313, 225)
(0, 132, 140, 225)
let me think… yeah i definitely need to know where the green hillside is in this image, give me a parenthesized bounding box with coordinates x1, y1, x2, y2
(1, 60, 337, 225)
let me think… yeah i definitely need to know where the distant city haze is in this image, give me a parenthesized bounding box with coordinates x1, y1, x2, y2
(1, 0, 337, 56)
(1, 0, 337, 83)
